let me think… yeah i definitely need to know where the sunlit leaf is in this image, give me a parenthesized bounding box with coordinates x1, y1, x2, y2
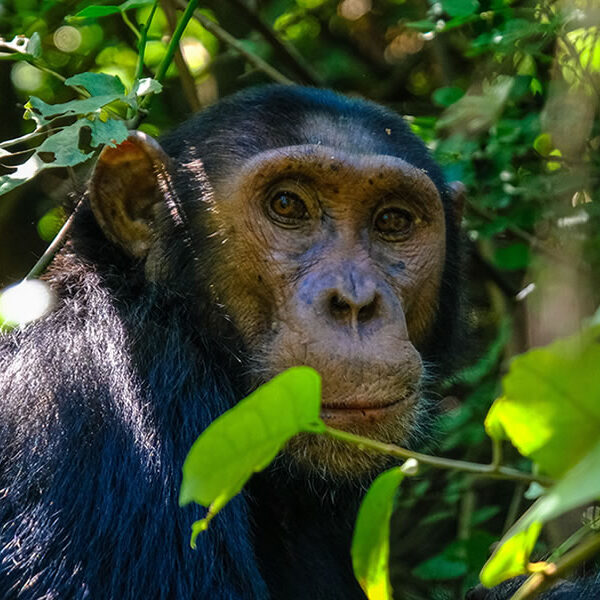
(179, 367, 324, 546)
(132, 77, 162, 97)
(533, 133, 553, 156)
(479, 522, 542, 587)
(485, 325, 600, 478)
(352, 467, 405, 600)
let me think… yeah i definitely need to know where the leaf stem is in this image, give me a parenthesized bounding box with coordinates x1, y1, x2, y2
(322, 426, 553, 487)
(134, 0, 159, 83)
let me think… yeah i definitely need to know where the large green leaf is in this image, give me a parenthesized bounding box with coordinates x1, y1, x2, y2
(481, 325, 600, 586)
(179, 367, 324, 546)
(26, 95, 122, 125)
(485, 325, 600, 478)
(351, 467, 405, 600)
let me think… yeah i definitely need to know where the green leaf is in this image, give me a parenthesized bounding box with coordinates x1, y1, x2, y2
(179, 367, 324, 545)
(493, 243, 530, 271)
(27, 95, 122, 125)
(26, 32, 42, 59)
(36, 121, 90, 167)
(352, 467, 405, 600)
(71, 6, 122, 19)
(88, 118, 129, 148)
(481, 325, 600, 587)
(442, 0, 479, 17)
(485, 325, 600, 478)
(132, 77, 162, 98)
(480, 521, 542, 587)
(0, 155, 46, 196)
(413, 554, 468, 581)
(65, 72, 125, 97)
(119, 0, 156, 10)
(533, 133, 553, 156)
(432, 86, 465, 108)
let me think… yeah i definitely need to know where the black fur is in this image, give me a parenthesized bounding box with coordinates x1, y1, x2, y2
(0, 86, 464, 599)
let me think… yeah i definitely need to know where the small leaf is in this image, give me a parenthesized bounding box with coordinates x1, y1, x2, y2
(66, 72, 125, 97)
(0, 154, 46, 196)
(352, 467, 405, 600)
(533, 133, 553, 156)
(71, 5, 122, 19)
(88, 118, 129, 148)
(480, 521, 542, 587)
(180, 367, 324, 533)
(133, 77, 163, 97)
(26, 32, 42, 59)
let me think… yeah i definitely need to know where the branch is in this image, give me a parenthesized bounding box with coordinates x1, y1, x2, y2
(174, 0, 293, 85)
(223, 0, 323, 85)
(510, 533, 600, 600)
(467, 200, 591, 274)
(322, 425, 554, 487)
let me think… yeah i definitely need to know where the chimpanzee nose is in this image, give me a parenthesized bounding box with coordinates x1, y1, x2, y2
(325, 286, 380, 327)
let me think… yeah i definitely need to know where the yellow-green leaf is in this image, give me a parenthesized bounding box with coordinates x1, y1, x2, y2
(179, 367, 324, 539)
(480, 521, 542, 587)
(352, 467, 405, 600)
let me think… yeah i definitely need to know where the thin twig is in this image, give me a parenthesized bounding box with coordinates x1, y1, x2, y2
(161, 0, 201, 112)
(322, 426, 554, 487)
(24, 199, 82, 281)
(467, 200, 591, 274)
(134, 0, 159, 82)
(174, 0, 293, 85)
(510, 533, 600, 600)
(155, 0, 200, 84)
(223, 0, 322, 85)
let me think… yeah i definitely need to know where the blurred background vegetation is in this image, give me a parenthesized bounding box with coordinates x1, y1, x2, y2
(0, 0, 598, 598)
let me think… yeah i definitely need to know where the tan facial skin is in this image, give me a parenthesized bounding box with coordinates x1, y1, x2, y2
(200, 145, 447, 471)
(90, 135, 448, 476)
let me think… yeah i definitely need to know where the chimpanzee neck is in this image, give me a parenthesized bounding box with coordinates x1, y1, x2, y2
(248, 472, 366, 600)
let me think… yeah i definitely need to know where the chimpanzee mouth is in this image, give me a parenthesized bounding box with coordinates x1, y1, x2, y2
(320, 386, 418, 416)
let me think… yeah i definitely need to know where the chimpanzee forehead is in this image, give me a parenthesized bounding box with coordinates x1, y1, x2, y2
(162, 85, 449, 201)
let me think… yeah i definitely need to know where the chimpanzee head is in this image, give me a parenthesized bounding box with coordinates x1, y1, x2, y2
(88, 85, 464, 475)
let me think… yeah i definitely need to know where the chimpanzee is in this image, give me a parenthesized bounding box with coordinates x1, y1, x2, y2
(0, 85, 589, 600)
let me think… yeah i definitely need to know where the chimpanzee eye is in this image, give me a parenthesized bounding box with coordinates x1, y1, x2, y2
(267, 191, 309, 226)
(374, 208, 414, 241)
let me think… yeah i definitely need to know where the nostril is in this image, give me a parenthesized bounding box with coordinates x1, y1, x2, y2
(329, 294, 351, 318)
(357, 298, 377, 323)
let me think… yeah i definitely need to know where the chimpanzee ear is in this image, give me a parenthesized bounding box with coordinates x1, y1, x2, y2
(89, 131, 171, 259)
(449, 181, 466, 227)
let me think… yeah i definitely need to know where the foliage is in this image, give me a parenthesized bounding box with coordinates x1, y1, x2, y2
(1, 0, 599, 599)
